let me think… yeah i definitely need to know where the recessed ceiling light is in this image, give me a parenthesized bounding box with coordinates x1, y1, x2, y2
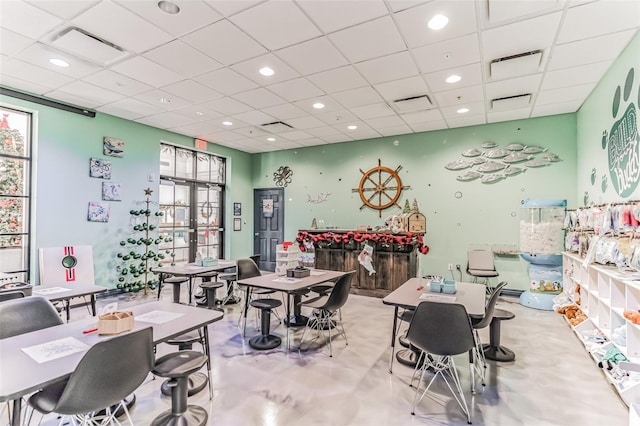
(347, 125, 358, 130)
(49, 58, 69, 67)
(160, 97, 172, 104)
(427, 14, 449, 30)
(222, 121, 233, 126)
(457, 107, 469, 114)
(259, 67, 274, 76)
(158, 0, 180, 14)
(196, 111, 204, 116)
(267, 137, 276, 142)
(313, 102, 325, 109)
(446, 74, 461, 84)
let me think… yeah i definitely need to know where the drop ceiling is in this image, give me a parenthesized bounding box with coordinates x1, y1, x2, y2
(0, 0, 638, 153)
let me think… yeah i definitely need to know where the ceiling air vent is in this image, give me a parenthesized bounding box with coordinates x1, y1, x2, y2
(391, 95, 433, 114)
(490, 50, 542, 80)
(491, 94, 532, 112)
(50, 27, 128, 66)
(260, 121, 294, 133)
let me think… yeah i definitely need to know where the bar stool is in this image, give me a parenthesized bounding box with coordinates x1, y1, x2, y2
(152, 351, 208, 426)
(198, 282, 224, 310)
(249, 298, 282, 350)
(284, 288, 309, 327)
(195, 272, 218, 303)
(395, 309, 422, 368)
(158, 276, 188, 303)
(483, 308, 516, 362)
(160, 332, 209, 397)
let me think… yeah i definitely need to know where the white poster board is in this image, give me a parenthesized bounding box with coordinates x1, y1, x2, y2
(39, 245, 95, 285)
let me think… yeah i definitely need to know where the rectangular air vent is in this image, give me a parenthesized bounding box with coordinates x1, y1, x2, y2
(490, 50, 542, 80)
(260, 121, 294, 133)
(491, 94, 532, 112)
(391, 95, 433, 113)
(51, 27, 127, 66)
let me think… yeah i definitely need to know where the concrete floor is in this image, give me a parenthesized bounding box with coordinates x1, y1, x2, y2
(26, 284, 628, 425)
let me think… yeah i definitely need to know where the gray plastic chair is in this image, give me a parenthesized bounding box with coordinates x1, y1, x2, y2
(466, 247, 499, 287)
(0, 296, 63, 339)
(0, 290, 25, 303)
(407, 301, 475, 424)
(299, 271, 355, 357)
(28, 327, 154, 424)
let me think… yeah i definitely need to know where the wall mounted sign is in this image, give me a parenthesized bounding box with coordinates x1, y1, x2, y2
(262, 199, 273, 218)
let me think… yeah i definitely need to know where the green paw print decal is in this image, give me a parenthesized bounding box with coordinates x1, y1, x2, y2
(603, 67, 640, 197)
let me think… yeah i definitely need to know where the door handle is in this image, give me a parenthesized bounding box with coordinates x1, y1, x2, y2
(254, 233, 259, 236)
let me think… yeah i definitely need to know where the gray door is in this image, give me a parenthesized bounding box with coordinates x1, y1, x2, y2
(253, 188, 284, 272)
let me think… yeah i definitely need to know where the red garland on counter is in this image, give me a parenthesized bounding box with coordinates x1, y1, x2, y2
(296, 230, 430, 255)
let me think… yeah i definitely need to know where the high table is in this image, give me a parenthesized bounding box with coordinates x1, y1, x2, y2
(382, 278, 486, 373)
(153, 260, 235, 304)
(32, 284, 106, 322)
(0, 301, 223, 426)
(237, 269, 346, 350)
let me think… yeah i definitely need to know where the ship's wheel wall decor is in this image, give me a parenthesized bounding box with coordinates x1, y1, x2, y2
(352, 159, 410, 217)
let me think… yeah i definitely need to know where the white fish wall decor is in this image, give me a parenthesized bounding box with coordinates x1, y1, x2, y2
(445, 159, 473, 170)
(477, 161, 507, 173)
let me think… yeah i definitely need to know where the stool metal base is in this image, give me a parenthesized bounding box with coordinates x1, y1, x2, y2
(482, 343, 515, 362)
(398, 334, 410, 349)
(284, 314, 309, 327)
(249, 334, 281, 350)
(151, 405, 208, 426)
(161, 373, 208, 397)
(396, 349, 423, 368)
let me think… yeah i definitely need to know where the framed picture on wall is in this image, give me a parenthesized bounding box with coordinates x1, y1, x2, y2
(87, 202, 110, 222)
(89, 158, 112, 179)
(233, 218, 241, 231)
(102, 182, 121, 201)
(233, 202, 241, 216)
(103, 137, 124, 158)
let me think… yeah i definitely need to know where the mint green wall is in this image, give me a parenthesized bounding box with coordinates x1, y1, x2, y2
(0, 95, 253, 287)
(252, 114, 577, 291)
(577, 32, 640, 203)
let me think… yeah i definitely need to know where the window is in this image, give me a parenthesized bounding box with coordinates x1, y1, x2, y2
(0, 107, 32, 282)
(159, 144, 225, 262)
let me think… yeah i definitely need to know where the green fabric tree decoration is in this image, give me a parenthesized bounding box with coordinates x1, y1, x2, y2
(402, 199, 411, 213)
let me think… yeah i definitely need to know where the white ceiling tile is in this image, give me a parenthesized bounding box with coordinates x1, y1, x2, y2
(487, 108, 531, 123)
(267, 78, 324, 102)
(286, 116, 326, 130)
(44, 89, 101, 108)
(485, 74, 542, 102)
(232, 109, 275, 126)
(134, 89, 191, 111)
(332, 86, 384, 108)
(307, 66, 368, 93)
(547, 30, 637, 71)
(135, 112, 194, 129)
(409, 120, 448, 132)
(328, 16, 406, 63)
(111, 56, 184, 88)
(424, 62, 483, 92)
(181, 20, 267, 66)
(230, 1, 321, 50)
(193, 68, 258, 95)
(144, 40, 222, 78)
(203, 0, 264, 17)
(83, 70, 153, 96)
(232, 88, 286, 109)
(199, 96, 253, 115)
(1, 57, 73, 89)
(482, 12, 562, 61)
(297, 137, 326, 147)
(315, 108, 358, 126)
(293, 96, 345, 115)
(279, 130, 313, 141)
(54, 80, 123, 105)
(261, 103, 308, 120)
(161, 80, 222, 104)
(0, 74, 51, 95)
(207, 130, 246, 142)
(356, 51, 419, 85)
(306, 126, 342, 137)
(558, 0, 640, 44)
(231, 53, 299, 85)
(97, 98, 163, 120)
(433, 85, 484, 108)
(387, 1, 431, 12)
(12, 42, 101, 79)
(172, 105, 222, 122)
(446, 114, 487, 128)
(400, 109, 444, 124)
(115, 0, 222, 37)
(322, 133, 352, 143)
(234, 127, 269, 138)
(365, 115, 406, 130)
(351, 103, 396, 120)
(440, 101, 486, 119)
(335, 122, 379, 138)
(1, 28, 35, 57)
(71, 1, 173, 54)
(394, 0, 478, 48)
(270, 139, 304, 148)
(541, 61, 611, 91)
(531, 99, 583, 117)
(296, 0, 388, 33)
(413, 33, 481, 73)
(483, 0, 561, 25)
(376, 125, 413, 137)
(170, 120, 224, 136)
(374, 76, 430, 101)
(275, 37, 348, 76)
(535, 83, 595, 106)
(26, 0, 99, 19)
(0, 1, 63, 39)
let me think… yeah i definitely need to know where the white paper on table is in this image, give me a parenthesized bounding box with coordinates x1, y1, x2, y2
(419, 293, 457, 303)
(309, 270, 326, 276)
(22, 337, 89, 364)
(33, 286, 71, 295)
(273, 277, 301, 283)
(136, 310, 184, 324)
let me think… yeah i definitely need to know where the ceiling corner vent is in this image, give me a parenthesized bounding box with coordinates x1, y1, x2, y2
(391, 95, 433, 114)
(50, 27, 127, 66)
(260, 121, 294, 133)
(490, 50, 542, 80)
(491, 94, 532, 112)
